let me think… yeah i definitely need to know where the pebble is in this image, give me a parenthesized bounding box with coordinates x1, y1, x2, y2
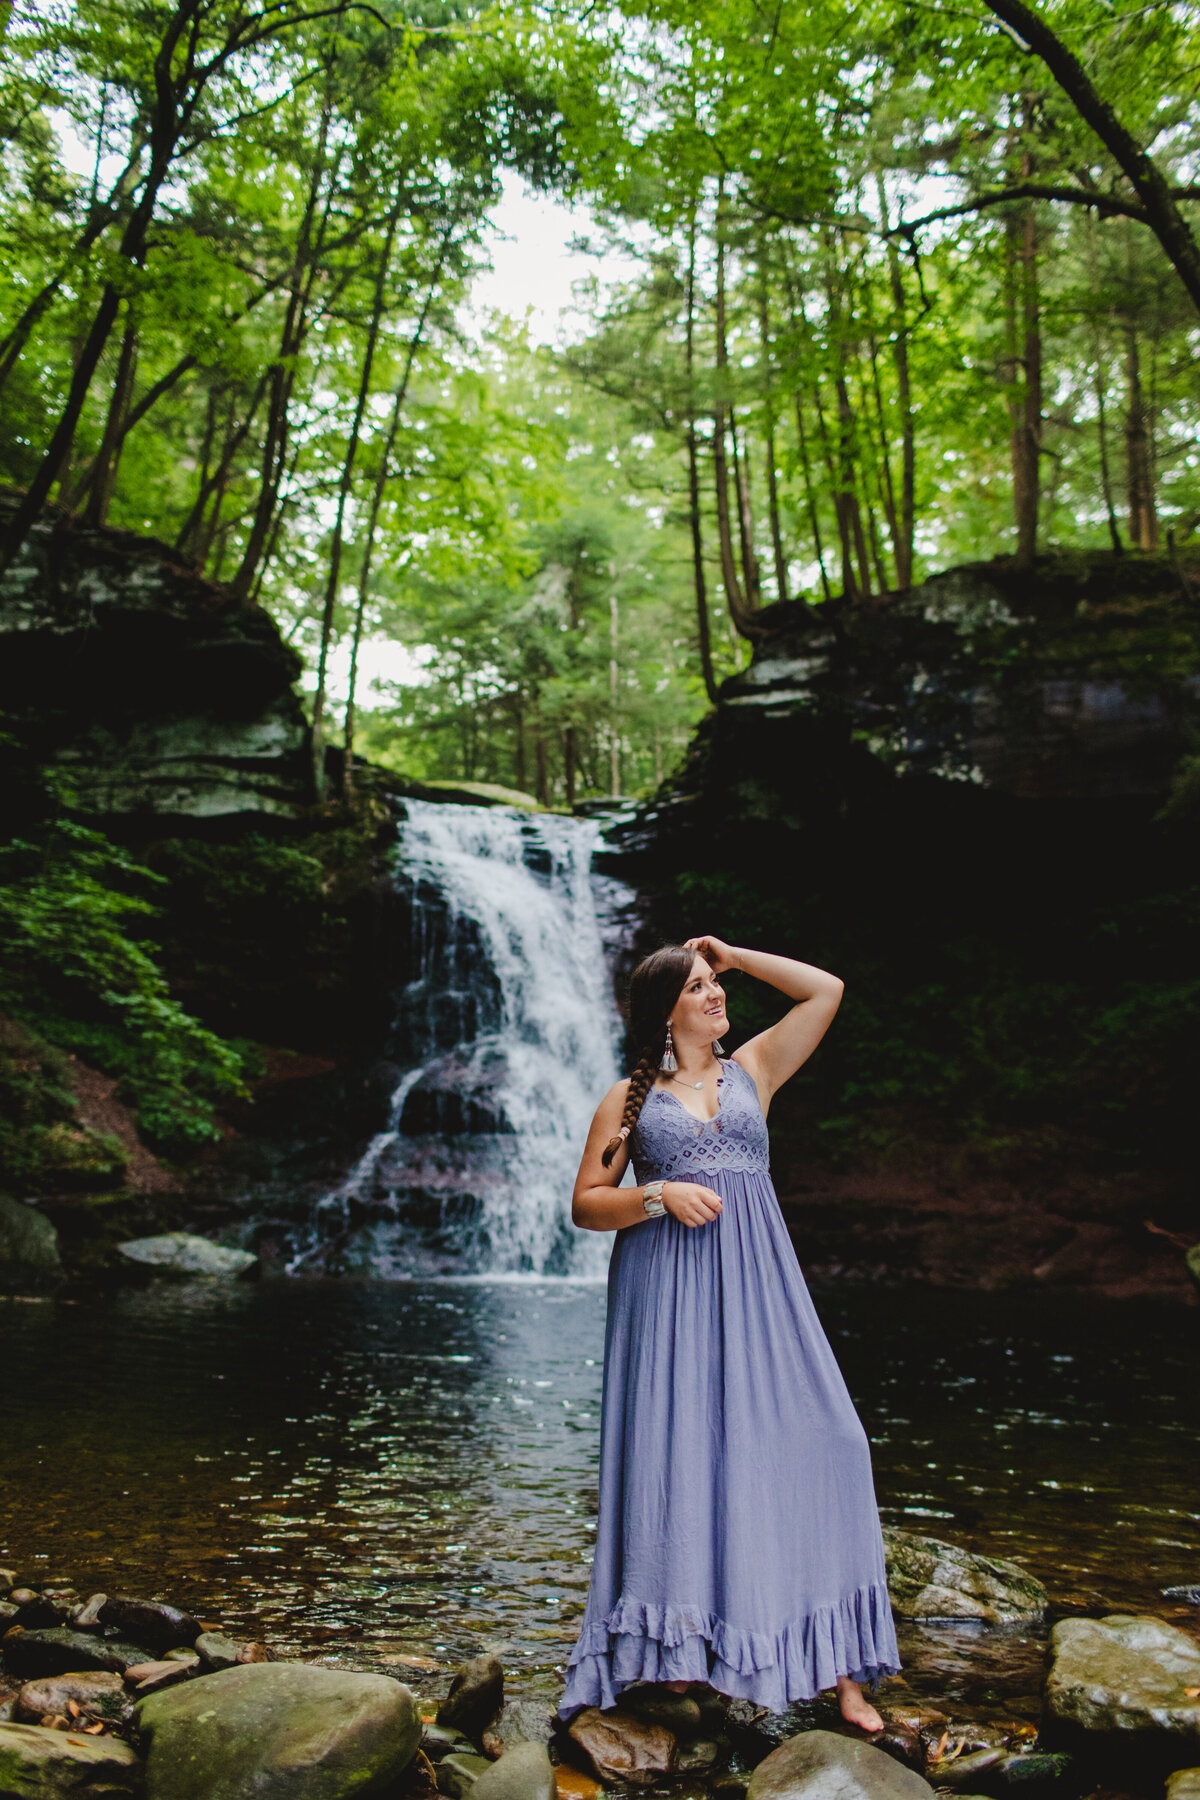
(195, 1630, 239, 1670)
(125, 1656, 200, 1692)
(71, 1593, 109, 1631)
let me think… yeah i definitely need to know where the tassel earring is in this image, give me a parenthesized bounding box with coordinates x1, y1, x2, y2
(660, 1022, 678, 1073)
(713, 1040, 726, 1056)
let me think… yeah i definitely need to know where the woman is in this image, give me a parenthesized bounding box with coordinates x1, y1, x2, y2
(556, 935, 899, 1729)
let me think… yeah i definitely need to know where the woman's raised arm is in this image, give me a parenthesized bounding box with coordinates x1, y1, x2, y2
(684, 934, 843, 1114)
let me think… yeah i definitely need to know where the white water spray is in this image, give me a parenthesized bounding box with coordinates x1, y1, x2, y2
(293, 802, 631, 1277)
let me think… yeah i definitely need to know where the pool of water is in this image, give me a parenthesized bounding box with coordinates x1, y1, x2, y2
(1, 1280, 1197, 1729)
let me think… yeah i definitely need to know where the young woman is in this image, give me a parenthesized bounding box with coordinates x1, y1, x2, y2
(556, 935, 899, 1729)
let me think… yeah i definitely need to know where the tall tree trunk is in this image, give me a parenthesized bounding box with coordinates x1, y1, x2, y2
(1005, 140, 1043, 567)
(1085, 213, 1124, 554)
(1124, 323, 1156, 549)
(684, 211, 720, 703)
(343, 214, 458, 794)
(756, 267, 789, 604)
(609, 592, 620, 797)
(823, 239, 871, 598)
(794, 393, 832, 601)
(712, 180, 758, 638)
(310, 197, 403, 799)
(875, 175, 916, 587)
(729, 417, 762, 607)
(79, 310, 138, 524)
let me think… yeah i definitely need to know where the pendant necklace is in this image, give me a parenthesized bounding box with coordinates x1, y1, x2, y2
(672, 1072, 707, 1090)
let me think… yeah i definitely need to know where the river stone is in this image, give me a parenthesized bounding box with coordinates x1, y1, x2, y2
(0, 1570, 15, 1596)
(437, 1656, 504, 1741)
(677, 1738, 726, 1774)
(0, 1194, 62, 1292)
(135, 1661, 420, 1800)
(15, 1673, 124, 1723)
(422, 1723, 474, 1763)
(116, 1233, 256, 1277)
(69, 1598, 108, 1634)
(883, 1529, 1047, 1622)
(98, 1598, 199, 1655)
(566, 1706, 677, 1786)
(988, 1753, 1084, 1797)
(436, 1751, 491, 1797)
(125, 1658, 197, 1693)
(471, 1742, 555, 1800)
(0, 1720, 141, 1796)
(193, 1631, 238, 1671)
(1165, 1588, 1200, 1607)
(1045, 1616, 1200, 1743)
(481, 1698, 555, 1759)
(1167, 1772, 1200, 1800)
(0, 1600, 21, 1631)
(747, 1731, 935, 1800)
(2, 1631, 154, 1678)
(616, 1684, 705, 1738)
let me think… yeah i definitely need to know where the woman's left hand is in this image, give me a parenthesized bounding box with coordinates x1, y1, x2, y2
(685, 934, 742, 975)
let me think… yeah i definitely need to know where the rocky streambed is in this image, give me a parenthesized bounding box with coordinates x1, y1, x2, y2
(2, 1536, 1199, 1800)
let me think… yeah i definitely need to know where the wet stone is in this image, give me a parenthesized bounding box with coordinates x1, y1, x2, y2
(135, 1661, 421, 1800)
(436, 1751, 492, 1797)
(97, 1598, 199, 1656)
(0, 1719, 141, 1796)
(747, 1731, 935, 1800)
(69, 1597, 108, 1634)
(472, 1742, 555, 1800)
(421, 1723, 474, 1763)
(480, 1698, 555, 1759)
(869, 1722, 925, 1774)
(15, 1672, 124, 1723)
(677, 1737, 726, 1775)
(437, 1656, 504, 1743)
(1166, 1773, 1200, 1800)
(617, 1684, 705, 1739)
(927, 1749, 1007, 1788)
(0, 1601, 20, 1632)
(194, 1632, 238, 1671)
(125, 1657, 198, 1693)
(2, 1629, 155, 1678)
(0, 1571, 16, 1597)
(987, 1753, 1084, 1798)
(1045, 1614, 1200, 1740)
(235, 1641, 270, 1664)
(1165, 1588, 1200, 1608)
(883, 1530, 1047, 1624)
(566, 1705, 677, 1787)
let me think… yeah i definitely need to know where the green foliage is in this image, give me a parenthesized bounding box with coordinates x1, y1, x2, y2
(0, 815, 247, 1150)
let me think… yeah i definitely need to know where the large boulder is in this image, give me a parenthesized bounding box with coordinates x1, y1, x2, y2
(0, 1195, 62, 1293)
(566, 1706, 677, 1787)
(1045, 1615, 1200, 1747)
(116, 1234, 256, 1277)
(747, 1731, 935, 1800)
(135, 1661, 420, 1800)
(0, 1721, 141, 1796)
(883, 1529, 1047, 1622)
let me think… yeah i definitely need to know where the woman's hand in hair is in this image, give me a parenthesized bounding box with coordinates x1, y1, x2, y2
(664, 1182, 724, 1228)
(684, 934, 742, 976)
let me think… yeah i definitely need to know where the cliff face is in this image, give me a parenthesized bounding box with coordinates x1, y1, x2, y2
(612, 551, 1200, 1297)
(0, 497, 311, 824)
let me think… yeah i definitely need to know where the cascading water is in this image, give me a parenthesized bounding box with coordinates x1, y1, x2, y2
(289, 801, 633, 1278)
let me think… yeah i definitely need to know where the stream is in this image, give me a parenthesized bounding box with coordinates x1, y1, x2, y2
(2, 1279, 1197, 1730)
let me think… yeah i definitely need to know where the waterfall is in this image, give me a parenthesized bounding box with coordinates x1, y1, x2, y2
(290, 802, 632, 1278)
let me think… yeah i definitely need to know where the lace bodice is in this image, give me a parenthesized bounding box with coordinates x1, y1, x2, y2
(630, 1056, 770, 1184)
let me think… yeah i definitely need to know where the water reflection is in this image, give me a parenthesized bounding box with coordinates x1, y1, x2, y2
(1, 1282, 1196, 1725)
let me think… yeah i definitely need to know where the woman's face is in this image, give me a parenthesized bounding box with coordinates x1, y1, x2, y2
(670, 953, 728, 1046)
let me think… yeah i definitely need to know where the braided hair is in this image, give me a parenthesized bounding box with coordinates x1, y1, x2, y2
(601, 943, 699, 1167)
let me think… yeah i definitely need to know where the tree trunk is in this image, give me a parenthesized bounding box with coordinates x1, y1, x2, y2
(876, 177, 916, 587)
(712, 181, 758, 638)
(1124, 324, 1157, 549)
(729, 417, 762, 607)
(756, 264, 789, 604)
(685, 212, 720, 703)
(80, 310, 138, 524)
(1004, 164, 1042, 568)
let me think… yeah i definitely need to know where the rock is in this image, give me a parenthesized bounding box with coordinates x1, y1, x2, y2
(1045, 1615, 1200, 1742)
(125, 1658, 197, 1693)
(471, 1742, 555, 1800)
(1187, 1243, 1200, 1297)
(616, 1684, 705, 1738)
(747, 1731, 935, 1800)
(98, 1598, 198, 1655)
(566, 1706, 677, 1787)
(0, 1194, 63, 1293)
(883, 1530, 1047, 1623)
(677, 1739, 726, 1774)
(135, 1661, 421, 1800)
(0, 1720, 141, 1796)
(161, 1650, 198, 1664)
(1165, 1588, 1200, 1607)
(927, 1750, 1006, 1788)
(987, 1753, 1083, 1797)
(870, 1722, 925, 1774)
(436, 1752, 492, 1797)
(116, 1233, 256, 1277)
(437, 1657, 505, 1742)
(234, 1641, 270, 1664)
(421, 1724, 473, 1764)
(14, 1596, 70, 1631)
(0, 1600, 21, 1631)
(69, 1599, 108, 1634)
(15, 1674, 124, 1724)
(193, 1632, 238, 1671)
(2, 1631, 154, 1678)
(479, 1699, 554, 1759)
(1167, 1773, 1200, 1800)
(0, 1570, 15, 1596)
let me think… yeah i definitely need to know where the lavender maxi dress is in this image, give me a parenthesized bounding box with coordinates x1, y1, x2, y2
(557, 1057, 900, 1718)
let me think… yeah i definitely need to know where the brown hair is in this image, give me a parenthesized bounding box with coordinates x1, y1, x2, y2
(601, 943, 700, 1167)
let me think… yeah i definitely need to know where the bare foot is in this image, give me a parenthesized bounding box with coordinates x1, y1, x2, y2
(836, 1676, 884, 1733)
